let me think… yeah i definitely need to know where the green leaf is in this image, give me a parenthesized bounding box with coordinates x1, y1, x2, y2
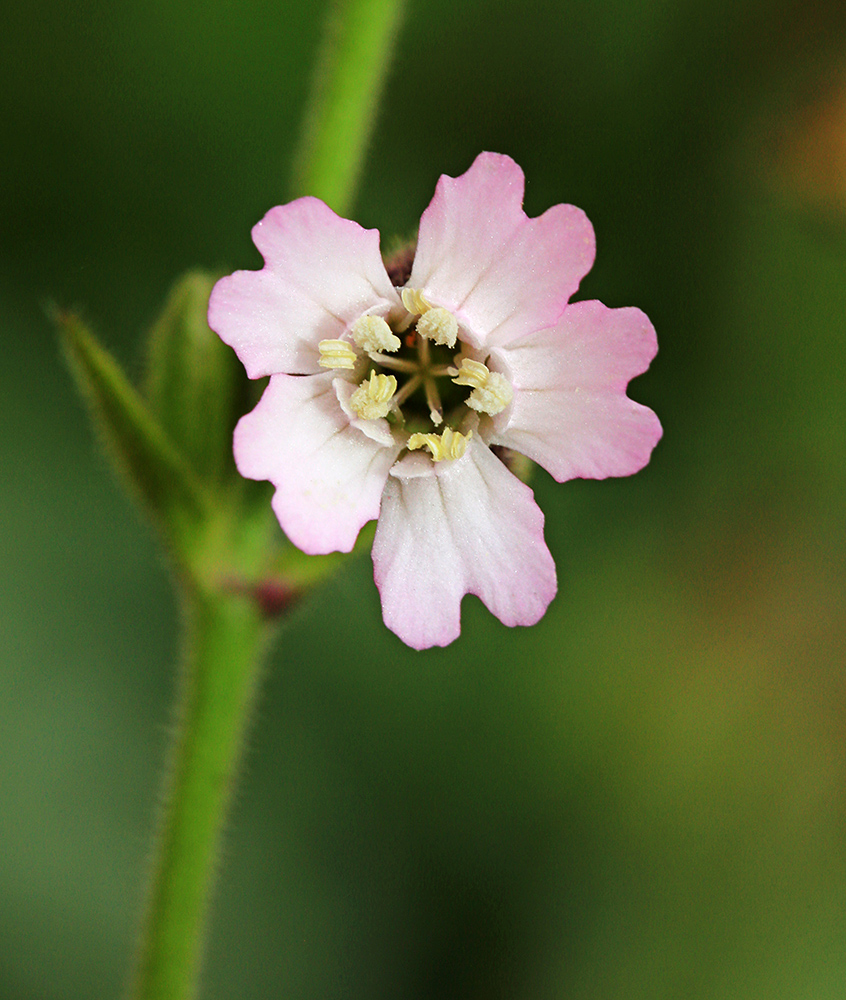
(145, 270, 242, 487)
(56, 309, 209, 538)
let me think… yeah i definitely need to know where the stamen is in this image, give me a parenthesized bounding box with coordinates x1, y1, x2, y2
(351, 314, 401, 354)
(350, 372, 397, 420)
(318, 339, 357, 370)
(400, 287, 432, 316)
(450, 357, 489, 389)
(407, 427, 472, 462)
(416, 307, 458, 349)
(451, 358, 513, 415)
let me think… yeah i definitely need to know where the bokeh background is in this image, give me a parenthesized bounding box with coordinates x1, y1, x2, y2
(3, 0, 846, 996)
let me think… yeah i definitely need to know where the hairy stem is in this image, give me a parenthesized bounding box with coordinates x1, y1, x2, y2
(291, 0, 406, 215)
(126, 586, 274, 1000)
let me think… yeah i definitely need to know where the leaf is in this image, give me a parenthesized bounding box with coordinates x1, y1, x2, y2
(56, 308, 209, 538)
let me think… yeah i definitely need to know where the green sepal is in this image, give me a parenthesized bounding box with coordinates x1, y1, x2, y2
(57, 280, 367, 611)
(145, 270, 242, 487)
(56, 309, 210, 543)
(273, 520, 375, 590)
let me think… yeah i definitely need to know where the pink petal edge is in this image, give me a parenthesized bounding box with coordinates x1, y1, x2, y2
(489, 300, 663, 481)
(208, 197, 400, 378)
(408, 152, 596, 348)
(372, 440, 557, 649)
(234, 374, 400, 554)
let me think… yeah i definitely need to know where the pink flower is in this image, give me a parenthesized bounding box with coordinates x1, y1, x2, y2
(208, 153, 662, 649)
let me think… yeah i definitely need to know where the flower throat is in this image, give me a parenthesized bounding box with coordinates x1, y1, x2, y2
(316, 269, 513, 462)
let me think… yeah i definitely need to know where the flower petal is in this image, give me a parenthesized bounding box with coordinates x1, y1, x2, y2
(234, 373, 400, 554)
(209, 198, 400, 378)
(489, 301, 662, 481)
(372, 440, 557, 649)
(408, 152, 595, 348)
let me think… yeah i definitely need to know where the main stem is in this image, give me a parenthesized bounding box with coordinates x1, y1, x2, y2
(125, 2, 407, 994)
(127, 585, 273, 1000)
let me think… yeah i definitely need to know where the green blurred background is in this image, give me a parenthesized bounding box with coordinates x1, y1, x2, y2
(2, 0, 846, 996)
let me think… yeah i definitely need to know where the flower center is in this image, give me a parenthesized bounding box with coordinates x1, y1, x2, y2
(318, 290, 513, 462)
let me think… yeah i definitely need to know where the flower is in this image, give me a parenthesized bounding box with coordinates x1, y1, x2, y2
(208, 152, 662, 649)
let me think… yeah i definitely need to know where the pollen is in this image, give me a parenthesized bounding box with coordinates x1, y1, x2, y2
(416, 307, 458, 349)
(350, 371, 398, 420)
(451, 358, 513, 415)
(318, 339, 357, 370)
(351, 314, 401, 353)
(407, 427, 472, 462)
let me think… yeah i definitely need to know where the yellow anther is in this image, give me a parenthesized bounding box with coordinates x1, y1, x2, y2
(452, 358, 513, 415)
(350, 371, 397, 420)
(416, 307, 458, 349)
(399, 288, 459, 347)
(451, 357, 489, 389)
(318, 339, 357, 370)
(400, 287, 432, 316)
(407, 427, 472, 462)
(351, 314, 401, 353)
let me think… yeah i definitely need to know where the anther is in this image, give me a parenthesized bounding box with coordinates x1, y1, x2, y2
(351, 314, 401, 354)
(407, 427, 472, 462)
(350, 371, 397, 420)
(318, 339, 357, 370)
(416, 307, 458, 349)
(400, 287, 432, 316)
(451, 358, 513, 415)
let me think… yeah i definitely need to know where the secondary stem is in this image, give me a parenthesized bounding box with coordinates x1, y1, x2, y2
(291, 0, 406, 215)
(126, 585, 274, 1000)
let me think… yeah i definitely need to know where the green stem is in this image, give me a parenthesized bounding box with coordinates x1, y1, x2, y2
(291, 0, 406, 215)
(123, 4, 407, 994)
(126, 585, 274, 1000)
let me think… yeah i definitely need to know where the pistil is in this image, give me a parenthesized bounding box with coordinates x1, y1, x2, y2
(424, 377, 443, 426)
(368, 352, 419, 373)
(392, 373, 423, 409)
(339, 299, 483, 460)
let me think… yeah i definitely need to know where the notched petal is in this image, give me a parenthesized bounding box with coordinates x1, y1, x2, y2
(408, 152, 596, 348)
(208, 197, 401, 378)
(234, 374, 399, 554)
(373, 440, 556, 649)
(489, 301, 662, 481)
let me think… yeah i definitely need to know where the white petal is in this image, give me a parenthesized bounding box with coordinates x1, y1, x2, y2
(408, 152, 594, 348)
(372, 440, 557, 649)
(489, 301, 663, 481)
(234, 373, 400, 554)
(209, 198, 400, 378)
